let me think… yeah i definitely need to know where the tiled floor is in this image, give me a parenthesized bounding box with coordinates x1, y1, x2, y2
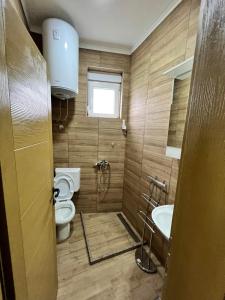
(57, 214, 164, 300)
(81, 212, 139, 260)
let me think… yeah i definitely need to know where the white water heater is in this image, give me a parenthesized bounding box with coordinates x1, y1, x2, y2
(42, 18, 79, 100)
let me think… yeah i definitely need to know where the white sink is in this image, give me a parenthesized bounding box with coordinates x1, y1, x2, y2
(151, 205, 174, 240)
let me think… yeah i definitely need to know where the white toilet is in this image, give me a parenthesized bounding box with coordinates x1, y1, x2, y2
(54, 168, 80, 242)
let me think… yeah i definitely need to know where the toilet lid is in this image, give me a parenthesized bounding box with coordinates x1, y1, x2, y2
(54, 174, 75, 201)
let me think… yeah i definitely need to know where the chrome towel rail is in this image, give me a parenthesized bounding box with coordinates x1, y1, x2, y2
(135, 175, 168, 274)
(137, 210, 155, 234)
(141, 193, 157, 209)
(147, 175, 167, 191)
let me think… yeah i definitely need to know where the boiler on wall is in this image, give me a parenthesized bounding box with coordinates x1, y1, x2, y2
(42, 18, 79, 100)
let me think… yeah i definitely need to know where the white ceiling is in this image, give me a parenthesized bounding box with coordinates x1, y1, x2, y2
(21, 0, 181, 54)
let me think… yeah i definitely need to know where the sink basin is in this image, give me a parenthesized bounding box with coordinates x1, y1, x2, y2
(151, 205, 174, 240)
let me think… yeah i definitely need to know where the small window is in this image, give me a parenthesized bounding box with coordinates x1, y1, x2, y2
(87, 71, 122, 118)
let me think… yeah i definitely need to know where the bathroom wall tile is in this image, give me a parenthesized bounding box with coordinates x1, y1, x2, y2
(122, 0, 201, 265)
(52, 49, 130, 212)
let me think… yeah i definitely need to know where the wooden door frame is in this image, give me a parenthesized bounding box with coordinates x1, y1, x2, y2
(0, 165, 15, 300)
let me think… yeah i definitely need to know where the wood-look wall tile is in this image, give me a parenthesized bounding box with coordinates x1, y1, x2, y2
(185, 0, 201, 58)
(68, 115, 98, 129)
(100, 52, 130, 72)
(123, 0, 200, 264)
(125, 142, 143, 163)
(168, 159, 179, 203)
(124, 158, 142, 177)
(75, 193, 97, 212)
(52, 49, 130, 212)
(79, 49, 101, 68)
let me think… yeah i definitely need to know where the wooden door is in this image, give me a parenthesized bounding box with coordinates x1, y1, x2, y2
(0, 0, 57, 299)
(0, 0, 27, 298)
(0, 282, 2, 300)
(0, 279, 3, 300)
(162, 0, 225, 299)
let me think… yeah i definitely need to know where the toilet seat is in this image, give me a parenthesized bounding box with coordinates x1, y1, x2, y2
(54, 174, 75, 201)
(55, 200, 75, 225)
(54, 168, 80, 242)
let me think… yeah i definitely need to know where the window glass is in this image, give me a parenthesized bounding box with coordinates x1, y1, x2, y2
(87, 71, 122, 118)
(93, 88, 115, 115)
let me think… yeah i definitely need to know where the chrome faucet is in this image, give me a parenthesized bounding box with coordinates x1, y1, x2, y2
(94, 160, 110, 171)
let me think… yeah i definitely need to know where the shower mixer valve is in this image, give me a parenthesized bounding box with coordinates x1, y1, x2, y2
(95, 160, 110, 170)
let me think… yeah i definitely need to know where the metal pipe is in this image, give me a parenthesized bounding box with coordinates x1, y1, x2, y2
(63, 98, 69, 121)
(141, 193, 157, 208)
(137, 210, 155, 234)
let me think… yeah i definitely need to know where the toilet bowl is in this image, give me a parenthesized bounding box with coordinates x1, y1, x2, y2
(54, 168, 80, 242)
(55, 200, 75, 241)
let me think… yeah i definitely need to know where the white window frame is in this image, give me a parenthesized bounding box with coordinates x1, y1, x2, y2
(87, 71, 122, 118)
